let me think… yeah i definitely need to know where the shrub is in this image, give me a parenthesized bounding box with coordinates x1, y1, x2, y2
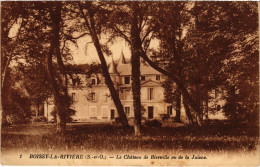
(145, 119, 162, 127)
(31, 116, 47, 122)
(50, 108, 76, 123)
(160, 114, 170, 121)
(4, 89, 32, 125)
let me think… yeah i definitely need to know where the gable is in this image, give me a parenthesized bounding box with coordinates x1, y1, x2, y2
(140, 80, 161, 87)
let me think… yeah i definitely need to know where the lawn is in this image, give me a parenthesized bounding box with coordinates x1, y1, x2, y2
(1, 121, 259, 153)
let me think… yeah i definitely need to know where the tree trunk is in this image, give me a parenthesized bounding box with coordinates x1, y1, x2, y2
(79, 3, 129, 127)
(53, 3, 70, 131)
(204, 90, 209, 120)
(183, 96, 193, 124)
(36, 104, 39, 119)
(130, 2, 142, 136)
(1, 18, 25, 91)
(1, 18, 25, 127)
(47, 2, 66, 134)
(175, 89, 181, 122)
(195, 82, 203, 126)
(139, 46, 203, 126)
(55, 98, 66, 133)
(1, 84, 9, 126)
(1, 55, 12, 91)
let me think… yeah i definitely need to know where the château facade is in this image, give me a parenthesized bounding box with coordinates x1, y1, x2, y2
(44, 52, 182, 123)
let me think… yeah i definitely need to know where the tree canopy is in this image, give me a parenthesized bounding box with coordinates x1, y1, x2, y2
(1, 1, 258, 131)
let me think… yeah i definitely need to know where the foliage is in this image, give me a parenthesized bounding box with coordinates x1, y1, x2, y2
(50, 107, 76, 123)
(66, 63, 102, 75)
(160, 114, 170, 121)
(18, 62, 51, 109)
(1, 1, 258, 129)
(31, 116, 47, 122)
(223, 85, 259, 125)
(162, 78, 181, 113)
(149, 2, 259, 124)
(4, 88, 32, 125)
(190, 2, 258, 122)
(145, 119, 162, 127)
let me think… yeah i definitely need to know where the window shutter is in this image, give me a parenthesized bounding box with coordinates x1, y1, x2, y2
(147, 88, 149, 100)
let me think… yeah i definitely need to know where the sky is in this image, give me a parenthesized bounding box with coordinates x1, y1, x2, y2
(8, 16, 160, 66)
(69, 35, 132, 65)
(68, 31, 160, 65)
(8, 19, 132, 65)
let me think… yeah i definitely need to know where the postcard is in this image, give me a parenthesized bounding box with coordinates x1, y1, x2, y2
(1, 1, 259, 166)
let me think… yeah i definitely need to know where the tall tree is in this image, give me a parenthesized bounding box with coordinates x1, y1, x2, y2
(186, 2, 258, 123)
(127, 2, 205, 126)
(150, 2, 193, 123)
(106, 2, 157, 135)
(77, 1, 129, 127)
(162, 78, 183, 122)
(130, 2, 143, 136)
(46, 2, 68, 133)
(1, 2, 28, 126)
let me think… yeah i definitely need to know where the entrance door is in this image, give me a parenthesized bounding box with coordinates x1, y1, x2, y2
(110, 109, 115, 119)
(148, 106, 154, 119)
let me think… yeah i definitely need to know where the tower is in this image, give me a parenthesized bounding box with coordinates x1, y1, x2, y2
(108, 57, 119, 88)
(118, 50, 126, 64)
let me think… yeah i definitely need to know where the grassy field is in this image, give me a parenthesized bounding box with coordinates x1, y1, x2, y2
(1, 121, 259, 153)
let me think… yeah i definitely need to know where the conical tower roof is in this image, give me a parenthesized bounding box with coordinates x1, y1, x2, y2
(118, 50, 126, 64)
(108, 57, 118, 74)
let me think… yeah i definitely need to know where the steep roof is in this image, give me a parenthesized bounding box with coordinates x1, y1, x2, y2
(117, 63, 131, 75)
(108, 53, 161, 76)
(118, 50, 126, 64)
(140, 64, 161, 75)
(116, 63, 161, 75)
(108, 58, 118, 74)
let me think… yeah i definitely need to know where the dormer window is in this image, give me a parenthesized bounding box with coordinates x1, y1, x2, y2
(156, 75, 160, 81)
(141, 75, 145, 81)
(91, 78, 96, 85)
(72, 76, 80, 87)
(124, 76, 130, 84)
(71, 93, 76, 102)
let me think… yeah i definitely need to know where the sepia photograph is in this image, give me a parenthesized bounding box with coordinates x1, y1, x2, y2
(1, 1, 259, 166)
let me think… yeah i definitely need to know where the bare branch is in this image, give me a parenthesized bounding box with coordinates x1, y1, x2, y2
(141, 28, 153, 44)
(114, 25, 131, 44)
(78, 2, 93, 35)
(66, 32, 90, 40)
(140, 16, 148, 30)
(143, 30, 155, 52)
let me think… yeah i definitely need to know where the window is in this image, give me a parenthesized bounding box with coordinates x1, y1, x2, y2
(124, 76, 130, 84)
(110, 109, 115, 119)
(124, 106, 130, 116)
(101, 106, 108, 117)
(148, 106, 154, 119)
(141, 75, 145, 81)
(72, 77, 80, 87)
(91, 78, 96, 85)
(103, 92, 109, 102)
(124, 90, 131, 100)
(71, 93, 76, 102)
(167, 105, 172, 115)
(156, 75, 160, 80)
(89, 106, 97, 117)
(91, 92, 96, 101)
(147, 88, 154, 100)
